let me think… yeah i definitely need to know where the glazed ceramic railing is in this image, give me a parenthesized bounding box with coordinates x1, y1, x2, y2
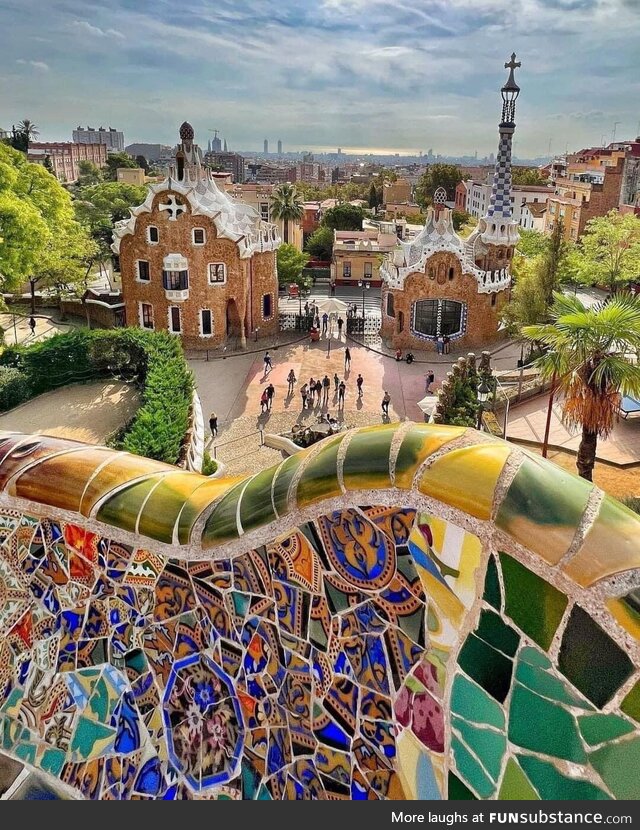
(0, 425, 638, 800)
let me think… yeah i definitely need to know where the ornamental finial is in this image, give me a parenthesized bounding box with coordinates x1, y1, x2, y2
(503, 53, 521, 91)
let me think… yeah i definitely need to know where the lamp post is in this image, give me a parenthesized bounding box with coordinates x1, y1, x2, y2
(476, 378, 491, 431)
(357, 279, 371, 329)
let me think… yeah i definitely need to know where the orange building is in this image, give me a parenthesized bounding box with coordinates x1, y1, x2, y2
(113, 123, 280, 350)
(28, 141, 107, 183)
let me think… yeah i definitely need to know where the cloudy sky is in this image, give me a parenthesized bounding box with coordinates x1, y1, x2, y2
(1, 0, 639, 157)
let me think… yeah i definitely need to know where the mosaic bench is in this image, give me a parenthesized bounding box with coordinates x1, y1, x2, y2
(0, 424, 638, 800)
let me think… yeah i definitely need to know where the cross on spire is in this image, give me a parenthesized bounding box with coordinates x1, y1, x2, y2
(505, 53, 521, 72)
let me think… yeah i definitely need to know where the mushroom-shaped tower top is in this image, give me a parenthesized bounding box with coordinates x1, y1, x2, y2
(179, 121, 194, 141)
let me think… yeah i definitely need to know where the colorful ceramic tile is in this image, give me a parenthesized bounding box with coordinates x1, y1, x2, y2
(342, 424, 396, 491)
(498, 758, 539, 800)
(620, 681, 640, 724)
(394, 425, 466, 490)
(296, 434, 345, 508)
(517, 755, 610, 800)
(508, 685, 587, 764)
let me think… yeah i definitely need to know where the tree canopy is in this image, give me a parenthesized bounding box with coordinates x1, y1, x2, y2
(271, 183, 304, 244)
(305, 226, 334, 261)
(104, 151, 138, 181)
(277, 243, 309, 287)
(321, 203, 365, 231)
(0, 143, 95, 293)
(511, 167, 547, 186)
(575, 211, 640, 292)
(415, 164, 467, 207)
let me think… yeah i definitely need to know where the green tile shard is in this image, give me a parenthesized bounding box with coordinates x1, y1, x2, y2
(508, 684, 587, 763)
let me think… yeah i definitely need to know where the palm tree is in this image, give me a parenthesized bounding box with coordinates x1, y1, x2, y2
(14, 119, 39, 151)
(523, 292, 640, 481)
(270, 183, 303, 244)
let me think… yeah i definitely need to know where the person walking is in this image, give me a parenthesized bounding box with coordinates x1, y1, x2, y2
(322, 312, 329, 335)
(28, 316, 36, 337)
(314, 379, 322, 405)
(322, 374, 331, 406)
(308, 377, 315, 405)
(300, 382, 308, 409)
(260, 389, 269, 413)
(287, 369, 296, 395)
(436, 336, 444, 356)
(314, 314, 320, 330)
(264, 351, 273, 373)
(356, 373, 363, 397)
(425, 370, 435, 393)
(444, 334, 450, 355)
(338, 380, 346, 408)
(333, 372, 340, 392)
(344, 347, 351, 370)
(209, 411, 218, 438)
(337, 317, 344, 338)
(382, 391, 391, 416)
(304, 301, 309, 317)
(266, 382, 275, 410)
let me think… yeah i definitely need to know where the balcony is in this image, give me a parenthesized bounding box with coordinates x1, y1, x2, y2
(163, 269, 189, 301)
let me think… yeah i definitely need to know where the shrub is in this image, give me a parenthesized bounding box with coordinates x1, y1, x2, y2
(201, 451, 217, 477)
(0, 367, 31, 411)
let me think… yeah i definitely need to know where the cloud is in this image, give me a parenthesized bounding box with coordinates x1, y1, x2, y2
(70, 20, 125, 39)
(16, 59, 50, 71)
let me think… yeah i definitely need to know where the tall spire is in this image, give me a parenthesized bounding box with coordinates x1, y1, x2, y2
(486, 53, 521, 221)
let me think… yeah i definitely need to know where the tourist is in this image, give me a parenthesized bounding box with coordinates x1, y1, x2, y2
(338, 380, 346, 407)
(436, 336, 444, 356)
(315, 379, 322, 403)
(406, 352, 414, 364)
(356, 373, 364, 397)
(28, 316, 36, 336)
(382, 391, 391, 415)
(266, 383, 275, 409)
(304, 301, 309, 317)
(308, 377, 315, 405)
(344, 347, 351, 370)
(260, 389, 268, 413)
(444, 334, 451, 354)
(209, 411, 218, 438)
(322, 374, 331, 405)
(300, 382, 308, 409)
(322, 312, 329, 334)
(314, 314, 320, 329)
(337, 317, 344, 338)
(395, 348, 402, 361)
(334, 372, 340, 391)
(264, 351, 273, 373)
(425, 370, 435, 393)
(287, 369, 296, 395)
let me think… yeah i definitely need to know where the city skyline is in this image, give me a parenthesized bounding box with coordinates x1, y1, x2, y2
(1, 0, 639, 158)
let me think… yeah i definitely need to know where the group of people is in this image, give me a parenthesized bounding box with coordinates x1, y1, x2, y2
(299, 371, 363, 410)
(436, 334, 451, 356)
(395, 349, 415, 364)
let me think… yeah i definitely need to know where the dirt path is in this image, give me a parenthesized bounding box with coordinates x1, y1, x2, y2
(0, 381, 140, 445)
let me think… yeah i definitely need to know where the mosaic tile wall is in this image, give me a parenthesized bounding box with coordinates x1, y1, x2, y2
(0, 426, 638, 800)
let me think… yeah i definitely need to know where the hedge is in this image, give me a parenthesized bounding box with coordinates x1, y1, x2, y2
(0, 367, 32, 411)
(0, 328, 194, 465)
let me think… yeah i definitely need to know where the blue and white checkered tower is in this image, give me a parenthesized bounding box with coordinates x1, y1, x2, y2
(478, 54, 522, 250)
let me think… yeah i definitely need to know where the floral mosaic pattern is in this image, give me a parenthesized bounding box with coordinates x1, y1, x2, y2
(0, 428, 638, 800)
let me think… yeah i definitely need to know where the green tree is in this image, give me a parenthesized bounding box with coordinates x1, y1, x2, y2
(516, 228, 548, 258)
(538, 219, 571, 306)
(104, 151, 137, 181)
(76, 160, 103, 188)
(76, 181, 147, 224)
(135, 155, 149, 173)
(270, 182, 304, 244)
(277, 243, 309, 287)
(305, 226, 334, 261)
(523, 293, 640, 480)
(452, 210, 472, 231)
(368, 183, 380, 211)
(43, 155, 54, 175)
(574, 211, 640, 293)
(10, 119, 39, 152)
(511, 167, 546, 186)
(321, 203, 365, 231)
(415, 164, 467, 208)
(502, 256, 548, 334)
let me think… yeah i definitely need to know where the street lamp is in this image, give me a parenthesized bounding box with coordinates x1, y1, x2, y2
(476, 378, 492, 430)
(357, 279, 371, 326)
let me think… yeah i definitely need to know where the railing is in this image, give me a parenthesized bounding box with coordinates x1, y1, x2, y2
(279, 313, 315, 332)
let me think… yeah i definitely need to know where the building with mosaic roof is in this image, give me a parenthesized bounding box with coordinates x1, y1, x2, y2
(112, 122, 281, 350)
(380, 55, 522, 351)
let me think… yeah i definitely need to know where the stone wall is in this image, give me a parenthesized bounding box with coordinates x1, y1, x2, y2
(0, 425, 638, 800)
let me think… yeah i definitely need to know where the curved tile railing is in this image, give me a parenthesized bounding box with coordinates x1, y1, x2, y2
(0, 425, 638, 800)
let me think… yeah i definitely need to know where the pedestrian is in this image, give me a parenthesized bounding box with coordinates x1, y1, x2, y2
(287, 369, 296, 395)
(330, 281, 336, 297)
(436, 336, 444, 356)
(314, 315, 320, 330)
(333, 372, 340, 391)
(322, 312, 328, 334)
(425, 370, 435, 393)
(395, 348, 402, 362)
(260, 389, 269, 413)
(322, 374, 330, 405)
(337, 317, 344, 338)
(300, 383, 308, 409)
(356, 373, 363, 397)
(382, 391, 391, 416)
(405, 351, 414, 364)
(344, 347, 351, 370)
(264, 351, 273, 373)
(338, 380, 346, 407)
(308, 377, 315, 405)
(304, 301, 309, 317)
(266, 382, 275, 409)
(28, 316, 36, 336)
(444, 334, 450, 355)
(209, 411, 218, 437)
(315, 379, 322, 404)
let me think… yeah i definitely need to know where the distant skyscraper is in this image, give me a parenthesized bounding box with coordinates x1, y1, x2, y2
(277, 139, 282, 155)
(72, 125, 124, 153)
(223, 138, 228, 152)
(264, 139, 269, 154)
(211, 133, 222, 152)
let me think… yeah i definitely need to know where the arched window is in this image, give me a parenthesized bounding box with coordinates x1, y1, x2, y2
(386, 293, 395, 318)
(413, 299, 464, 338)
